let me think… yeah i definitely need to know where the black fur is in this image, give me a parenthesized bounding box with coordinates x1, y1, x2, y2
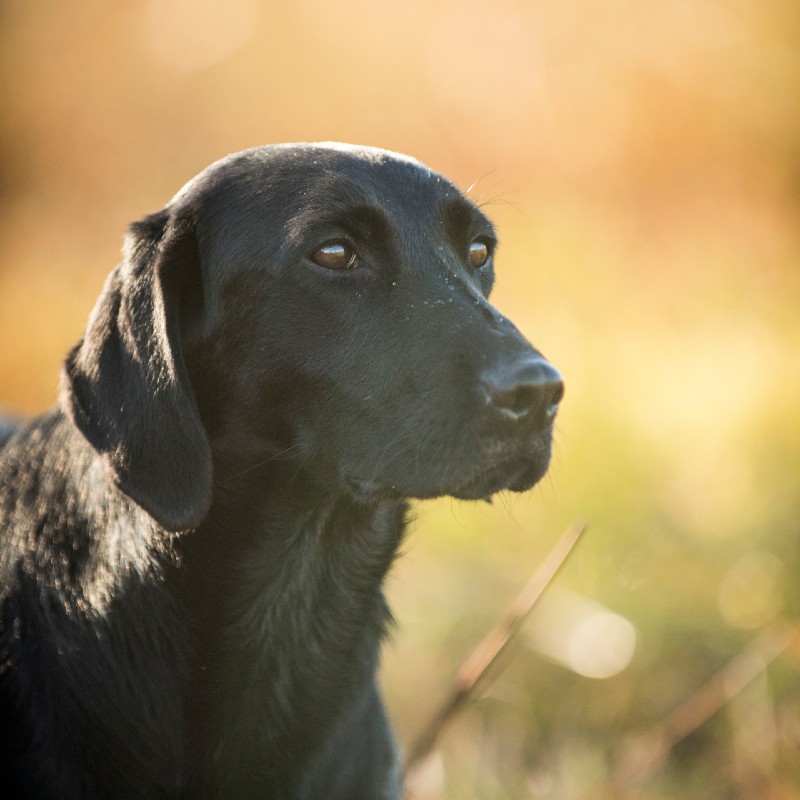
(0, 419, 19, 449)
(0, 143, 562, 799)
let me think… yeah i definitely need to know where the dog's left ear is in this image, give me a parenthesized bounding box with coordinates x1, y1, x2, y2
(62, 208, 212, 532)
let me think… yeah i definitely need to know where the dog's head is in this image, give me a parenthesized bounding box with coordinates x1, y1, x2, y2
(62, 144, 562, 531)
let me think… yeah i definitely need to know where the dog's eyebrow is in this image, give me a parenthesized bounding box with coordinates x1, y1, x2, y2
(334, 205, 394, 243)
(443, 195, 496, 242)
(285, 202, 394, 248)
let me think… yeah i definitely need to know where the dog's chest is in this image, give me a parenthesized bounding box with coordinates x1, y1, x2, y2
(172, 496, 407, 793)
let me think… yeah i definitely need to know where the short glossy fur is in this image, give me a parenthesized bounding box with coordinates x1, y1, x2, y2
(0, 144, 562, 799)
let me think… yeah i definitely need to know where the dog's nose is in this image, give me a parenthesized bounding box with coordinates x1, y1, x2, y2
(480, 356, 564, 425)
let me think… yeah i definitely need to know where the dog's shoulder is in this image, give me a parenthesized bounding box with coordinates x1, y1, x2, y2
(0, 409, 162, 602)
(1, 410, 89, 564)
(0, 417, 18, 449)
(0, 409, 189, 796)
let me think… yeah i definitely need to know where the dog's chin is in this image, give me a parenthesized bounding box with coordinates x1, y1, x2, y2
(448, 454, 551, 501)
(343, 440, 553, 506)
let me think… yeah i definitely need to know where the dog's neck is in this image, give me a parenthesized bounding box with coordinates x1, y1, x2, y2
(168, 461, 407, 790)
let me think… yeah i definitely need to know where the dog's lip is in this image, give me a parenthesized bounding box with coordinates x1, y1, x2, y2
(440, 422, 557, 497)
(342, 429, 553, 504)
(448, 450, 551, 500)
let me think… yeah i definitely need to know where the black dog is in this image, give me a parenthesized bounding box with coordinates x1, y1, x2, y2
(0, 143, 563, 799)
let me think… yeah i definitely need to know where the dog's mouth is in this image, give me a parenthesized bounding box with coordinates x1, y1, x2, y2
(448, 433, 554, 500)
(342, 427, 555, 506)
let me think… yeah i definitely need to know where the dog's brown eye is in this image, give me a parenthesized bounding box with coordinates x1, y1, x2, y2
(311, 241, 358, 270)
(468, 239, 491, 268)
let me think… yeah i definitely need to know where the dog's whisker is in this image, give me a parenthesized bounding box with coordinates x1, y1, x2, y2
(219, 444, 304, 485)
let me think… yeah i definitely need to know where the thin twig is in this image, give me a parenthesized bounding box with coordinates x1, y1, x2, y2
(614, 620, 799, 788)
(404, 520, 588, 776)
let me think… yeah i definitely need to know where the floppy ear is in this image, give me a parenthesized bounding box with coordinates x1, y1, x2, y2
(62, 208, 212, 532)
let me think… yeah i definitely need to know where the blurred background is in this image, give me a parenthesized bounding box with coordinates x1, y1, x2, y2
(1, 0, 799, 797)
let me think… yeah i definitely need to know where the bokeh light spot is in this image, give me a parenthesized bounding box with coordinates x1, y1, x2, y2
(527, 589, 637, 680)
(567, 611, 638, 680)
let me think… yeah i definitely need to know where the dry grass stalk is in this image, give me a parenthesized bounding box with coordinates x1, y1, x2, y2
(404, 520, 588, 789)
(615, 620, 799, 788)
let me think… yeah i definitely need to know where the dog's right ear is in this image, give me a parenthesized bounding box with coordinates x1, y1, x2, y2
(62, 208, 213, 532)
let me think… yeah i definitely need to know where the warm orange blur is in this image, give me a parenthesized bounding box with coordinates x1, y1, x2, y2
(2, 1, 799, 797)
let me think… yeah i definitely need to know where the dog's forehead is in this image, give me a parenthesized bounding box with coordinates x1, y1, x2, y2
(172, 143, 464, 213)
(246, 142, 438, 182)
(287, 141, 423, 169)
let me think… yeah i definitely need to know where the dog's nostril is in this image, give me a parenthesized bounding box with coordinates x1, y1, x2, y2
(546, 381, 565, 417)
(492, 384, 538, 418)
(482, 358, 564, 424)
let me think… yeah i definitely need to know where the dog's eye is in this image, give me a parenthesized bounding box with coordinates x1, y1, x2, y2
(310, 241, 358, 271)
(468, 239, 492, 269)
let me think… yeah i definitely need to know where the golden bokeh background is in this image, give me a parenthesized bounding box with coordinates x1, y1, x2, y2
(2, 1, 799, 797)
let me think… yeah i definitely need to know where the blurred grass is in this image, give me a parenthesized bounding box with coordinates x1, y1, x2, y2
(2, 1, 800, 797)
